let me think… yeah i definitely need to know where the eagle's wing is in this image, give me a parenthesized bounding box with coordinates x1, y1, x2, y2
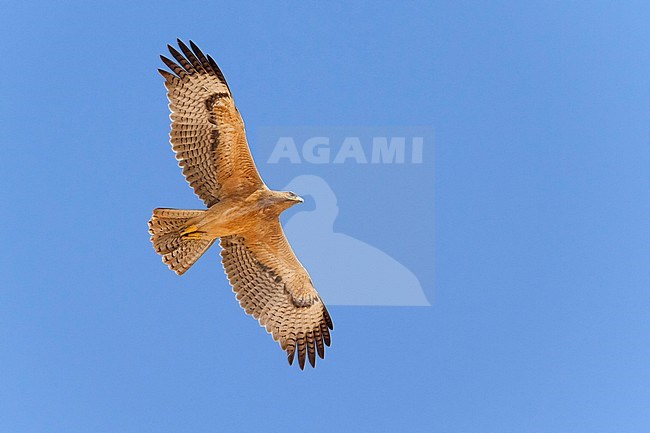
(159, 39, 264, 207)
(220, 220, 333, 369)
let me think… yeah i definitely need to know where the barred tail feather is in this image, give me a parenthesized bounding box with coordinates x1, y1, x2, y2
(148, 208, 214, 275)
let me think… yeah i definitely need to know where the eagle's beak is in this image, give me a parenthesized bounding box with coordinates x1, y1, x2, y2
(295, 195, 304, 203)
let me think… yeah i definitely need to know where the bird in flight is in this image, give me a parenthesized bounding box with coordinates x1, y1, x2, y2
(148, 40, 333, 369)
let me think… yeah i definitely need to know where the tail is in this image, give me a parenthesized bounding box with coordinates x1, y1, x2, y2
(148, 208, 214, 275)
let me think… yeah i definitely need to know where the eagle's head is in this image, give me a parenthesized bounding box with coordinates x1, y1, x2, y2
(261, 189, 303, 212)
(278, 191, 304, 210)
(284, 191, 304, 204)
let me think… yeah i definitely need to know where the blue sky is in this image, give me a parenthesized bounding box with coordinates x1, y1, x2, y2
(1, 1, 649, 432)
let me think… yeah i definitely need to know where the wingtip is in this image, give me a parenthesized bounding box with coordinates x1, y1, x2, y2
(167, 44, 183, 59)
(323, 306, 334, 330)
(189, 40, 202, 56)
(298, 352, 306, 370)
(177, 38, 189, 50)
(160, 55, 175, 69)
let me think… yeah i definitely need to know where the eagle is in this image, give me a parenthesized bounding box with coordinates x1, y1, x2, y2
(148, 40, 333, 369)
